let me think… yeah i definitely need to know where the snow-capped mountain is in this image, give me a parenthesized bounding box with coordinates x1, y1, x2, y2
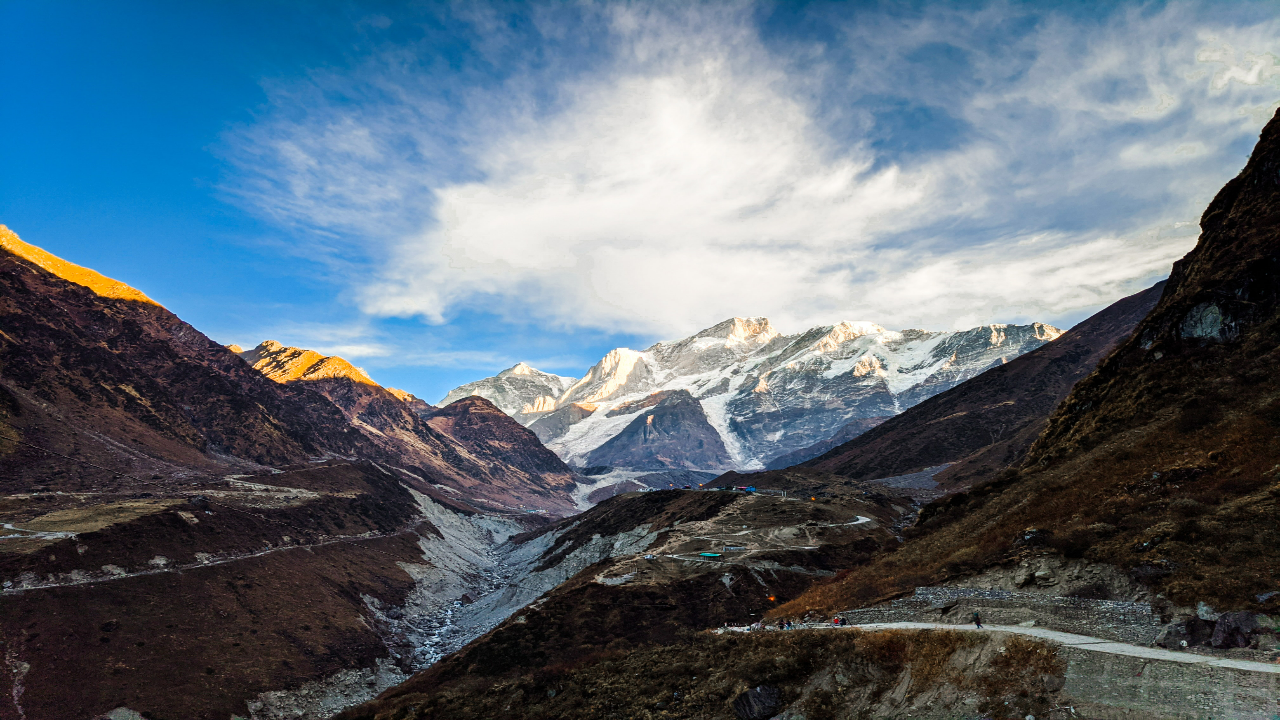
(442, 317, 1062, 471)
(438, 362, 577, 422)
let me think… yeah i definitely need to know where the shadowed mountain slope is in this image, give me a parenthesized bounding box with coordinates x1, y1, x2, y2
(779, 107, 1280, 617)
(0, 226, 576, 515)
(763, 416, 892, 469)
(237, 339, 578, 514)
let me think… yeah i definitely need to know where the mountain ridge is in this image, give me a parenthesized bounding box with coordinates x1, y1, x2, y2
(0, 227, 577, 515)
(443, 317, 1063, 472)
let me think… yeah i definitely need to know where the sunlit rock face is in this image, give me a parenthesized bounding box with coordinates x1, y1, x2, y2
(241, 340, 378, 385)
(444, 316, 1062, 471)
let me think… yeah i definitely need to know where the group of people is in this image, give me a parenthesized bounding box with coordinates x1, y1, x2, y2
(733, 612, 989, 632)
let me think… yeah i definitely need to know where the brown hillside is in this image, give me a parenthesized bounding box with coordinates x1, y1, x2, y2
(0, 229, 576, 514)
(237, 339, 579, 515)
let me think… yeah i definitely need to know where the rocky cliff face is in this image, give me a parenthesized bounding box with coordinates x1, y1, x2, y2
(445, 317, 1061, 472)
(584, 390, 734, 471)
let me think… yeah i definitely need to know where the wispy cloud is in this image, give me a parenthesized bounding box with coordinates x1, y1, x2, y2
(220, 1, 1280, 339)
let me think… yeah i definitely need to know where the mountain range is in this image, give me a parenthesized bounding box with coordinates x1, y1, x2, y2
(341, 104, 1280, 720)
(441, 317, 1062, 473)
(7, 106, 1279, 720)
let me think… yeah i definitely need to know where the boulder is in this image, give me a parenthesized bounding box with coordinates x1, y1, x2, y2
(732, 685, 782, 720)
(1211, 611, 1259, 649)
(1154, 622, 1190, 650)
(1014, 528, 1051, 548)
(1187, 617, 1216, 646)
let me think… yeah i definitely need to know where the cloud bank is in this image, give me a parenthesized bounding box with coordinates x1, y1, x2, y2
(222, 1, 1280, 339)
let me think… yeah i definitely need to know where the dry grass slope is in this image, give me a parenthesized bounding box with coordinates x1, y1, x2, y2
(340, 629, 1063, 720)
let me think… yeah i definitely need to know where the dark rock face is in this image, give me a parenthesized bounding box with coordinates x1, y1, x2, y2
(1155, 621, 1191, 649)
(1211, 611, 1260, 648)
(1027, 108, 1280, 468)
(528, 401, 597, 443)
(585, 390, 733, 471)
(764, 415, 892, 469)
(732, 685, 782, 720)
(795, 281, 1164, 488)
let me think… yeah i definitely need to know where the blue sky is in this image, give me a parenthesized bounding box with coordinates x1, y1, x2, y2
(3, 1, 1278, 403)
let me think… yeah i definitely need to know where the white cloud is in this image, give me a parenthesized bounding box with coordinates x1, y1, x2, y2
(221, 2, 1280, 339)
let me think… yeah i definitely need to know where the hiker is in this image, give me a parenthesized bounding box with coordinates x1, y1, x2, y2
(972, 611, 983, 629)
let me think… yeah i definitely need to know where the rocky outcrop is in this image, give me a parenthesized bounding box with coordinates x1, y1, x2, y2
(584, 390, 734, 471)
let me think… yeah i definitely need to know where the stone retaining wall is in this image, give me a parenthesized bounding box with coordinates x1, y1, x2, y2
(835, 587, 1162, 645)
(1059, 644, 1280, 720)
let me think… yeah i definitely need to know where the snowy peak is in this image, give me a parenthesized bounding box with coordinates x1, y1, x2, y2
(438, 362, 577, 417)
(560, 348, 651, 405)
(809, 321, 889, 354)
(691, 316, 778, 345)
(501, 362, 538, 377)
